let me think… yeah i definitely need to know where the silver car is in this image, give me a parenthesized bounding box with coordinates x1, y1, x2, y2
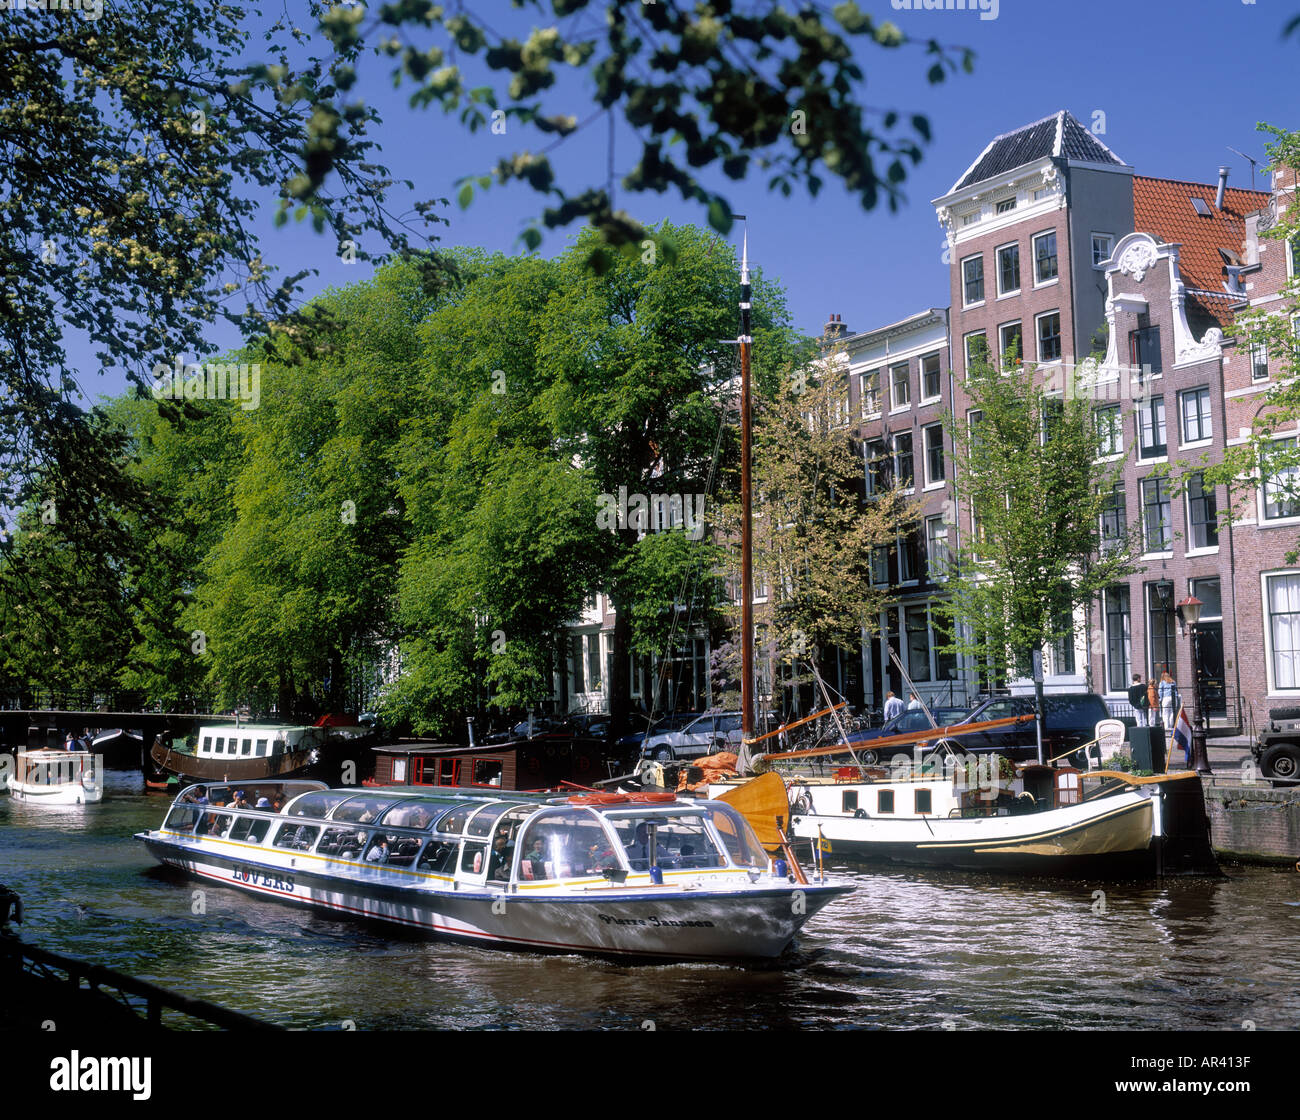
(641, 712, 743, 761)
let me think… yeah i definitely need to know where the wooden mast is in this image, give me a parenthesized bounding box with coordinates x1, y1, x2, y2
(738, 223, 755, 748)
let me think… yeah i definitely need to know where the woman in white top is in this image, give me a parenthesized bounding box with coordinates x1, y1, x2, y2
(1158, 671, 1179, 733)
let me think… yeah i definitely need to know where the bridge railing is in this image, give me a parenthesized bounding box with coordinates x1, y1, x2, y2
(0, 687, 223, 715)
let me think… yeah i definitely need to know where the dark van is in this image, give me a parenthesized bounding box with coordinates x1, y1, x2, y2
(944, 693, 1112, 764)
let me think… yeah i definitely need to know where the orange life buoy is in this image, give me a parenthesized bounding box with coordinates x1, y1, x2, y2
(566, 793, 631, 806)
(625, 791, 676, 803)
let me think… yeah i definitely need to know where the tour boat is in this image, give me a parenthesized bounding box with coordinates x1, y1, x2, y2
(713, 760, 1219, 877)
(136, 780, 851, 960)
(6, 749, 103, 805)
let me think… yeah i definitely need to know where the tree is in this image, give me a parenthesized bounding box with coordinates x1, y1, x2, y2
(717, 335, 913, 715)
(312, 0, 973, 251)
(1202, 124, 1300, 562)
(936, 348, 1141, 691)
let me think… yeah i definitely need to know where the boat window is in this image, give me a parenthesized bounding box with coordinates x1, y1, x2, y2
(466, 802, 513, 838)
(215, 737, 225, 753)
(332, 796, 399, 824)
(417, 841, 459, 876)
(695, 802, 770, 869)
(273, 822, 320, 851)
(915, 788, 933, 815)
(459, 841, 488, 876)
(165, 804, 202, 832)
(608, 815, 726, 871)
(256, 738, 268, 756)
(272, 739, 286, 753)
(380, 801, 438, 830)
(202, 736, 212, 752)
(317, 826, 370, 860)
(877, 790, 895, 814)
(471, 759, 503, 787)
(433, 804, 476, 835)
(241, 738, 253, 756)
(517, 811, 620, 881)
(206, 786, 232, 805)
(286, 791, 355, 820)
(228, 816, 271, 844)
(361, 831, 422, 867)
(842, 790, 859, 813)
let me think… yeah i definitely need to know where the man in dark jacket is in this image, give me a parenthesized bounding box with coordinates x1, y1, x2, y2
(1128, 673, 1150, 726)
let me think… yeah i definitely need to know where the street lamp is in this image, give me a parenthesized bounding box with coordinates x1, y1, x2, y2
(1176, 596, 1213, 774)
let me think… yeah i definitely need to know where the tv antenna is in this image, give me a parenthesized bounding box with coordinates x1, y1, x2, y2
(1227, 146, 1258, 190)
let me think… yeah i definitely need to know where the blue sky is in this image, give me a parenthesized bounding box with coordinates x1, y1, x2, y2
(79, 0, 1299, 402)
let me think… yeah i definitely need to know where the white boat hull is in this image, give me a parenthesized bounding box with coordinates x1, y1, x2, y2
(6, 751, 103, 804)
(139, 830, 846, 960)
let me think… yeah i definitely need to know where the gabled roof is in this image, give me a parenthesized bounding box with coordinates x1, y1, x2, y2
(1132, 175, 1270, 326)
(949, 110, 1126, 194)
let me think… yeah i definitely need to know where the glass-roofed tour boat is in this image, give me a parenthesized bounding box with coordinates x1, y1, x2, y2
(136, 779, 850, 961)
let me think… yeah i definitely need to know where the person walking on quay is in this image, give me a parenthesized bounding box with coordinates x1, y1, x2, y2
(882, 691, 904, 723)
(1146, 676, 1159, 728)
(906, 692, 923, 711)
(1128, 673, 1149, 727)
(1159, 670, 1179, 734)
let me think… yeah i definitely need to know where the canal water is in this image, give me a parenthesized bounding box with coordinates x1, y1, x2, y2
(2, 771, 1298, 1032)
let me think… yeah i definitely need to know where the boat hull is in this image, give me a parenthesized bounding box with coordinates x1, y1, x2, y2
(150, 740, 317, 783)
(9, 781, 103, 805)
(138, 832, 848, 961)
(792, 792, 1162, 876)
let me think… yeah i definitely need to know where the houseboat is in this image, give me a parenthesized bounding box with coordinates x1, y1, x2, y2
(367, 734, 613, 793)
(721, 761, 1219, 877)
(6, 749, 104, 805)
(136, 780, 851, 960)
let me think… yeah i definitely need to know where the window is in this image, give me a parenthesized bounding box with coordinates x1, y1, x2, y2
(1036, 312, 1062, 361)
(915, 788, 933, 814)
(1141, 477, 1172, 552)
(1137, 395, 1167, 458)
(926, 516, 949, 580)
(996, 197, 1016, 214)
(964, 331, 988, 374)
(1041, 397, 1064, 444)
(570, 635, 584, 694)
(921, 352, 942, 400)
(1052, 608, 1076, 675)
(1251, 342, 1270, 382)
(1147, 581, 1177, 679)
(1091, 233, 1112, 266)
(961, 211, 980, 227)
(1186, 472, 1219, 550)
(865, 438, 889, 495)
(1262, 437, 1300, 520)
(923, 424, 945, 485)
(905, 605, 931, 682)
(894, 432, 914, 489)
(1180, 387, 1212, 444)
(870, 545, 889, 585)
(1129, 321, 1162, 377)
(890, 362, 910, 410)
(1266, 573, 1300, 690)
(1096, 405, 1122, 457)
(861, 368, 881, 415)
(1100, 483, 1126, 552)
(1033, 231, 1058, 283)
(998, 322, 1023, 370)
(996, 243, 1020, 295)
(962, 255, 984, 305)
(877, 790, 895, 814)
(1033, 186, 1050, 201)
(899, 531, 921, 582)
(1105, 586, 1131, 693)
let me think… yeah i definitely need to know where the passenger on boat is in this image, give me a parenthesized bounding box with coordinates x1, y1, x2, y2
(231, 790, 250, 809)
(488, 830, 512, 879)
(522, 838, 545, 878)
(365, 837, 389, 863)
(271, 792, 286, 812)
(625, 824, 653, 870)
(255, 796, 272, 809)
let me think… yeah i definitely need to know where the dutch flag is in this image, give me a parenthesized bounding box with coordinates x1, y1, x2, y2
(1171, 705, 1194, 765)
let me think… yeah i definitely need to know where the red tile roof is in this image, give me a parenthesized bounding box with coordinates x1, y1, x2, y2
(1132, 175, 1270, 326)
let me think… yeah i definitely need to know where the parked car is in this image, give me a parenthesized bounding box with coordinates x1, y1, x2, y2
(935, 693, 1111, 765)
(616, 711, 701, 753)
(641, 711, 743, 761)
(842, 707, 971, 765)
(1251, 707, 1300, 785)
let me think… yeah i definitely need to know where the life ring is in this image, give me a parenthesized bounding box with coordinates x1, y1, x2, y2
(567, 793, 631, 806)
(854, 808, 868, 819)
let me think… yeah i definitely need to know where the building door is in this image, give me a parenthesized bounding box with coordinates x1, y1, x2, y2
(1190, 578, 1226, 715)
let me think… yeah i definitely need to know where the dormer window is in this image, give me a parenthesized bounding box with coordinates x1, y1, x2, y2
(996, 198, 1017, 214)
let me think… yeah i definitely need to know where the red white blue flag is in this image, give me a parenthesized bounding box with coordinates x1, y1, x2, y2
(1171, 706, 1193, 765)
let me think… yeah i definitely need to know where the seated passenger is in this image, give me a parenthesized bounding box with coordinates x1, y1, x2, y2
(624, 824, 653, 870)
(365, 837, 389, 863)
(230, 790, 250, 809)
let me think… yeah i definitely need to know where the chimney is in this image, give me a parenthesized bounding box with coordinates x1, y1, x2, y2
(824, 312, 849, 339)
(1215, 166, 1229, 211)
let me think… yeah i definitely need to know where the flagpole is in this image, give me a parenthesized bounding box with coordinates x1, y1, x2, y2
(738, 219, 755, 770)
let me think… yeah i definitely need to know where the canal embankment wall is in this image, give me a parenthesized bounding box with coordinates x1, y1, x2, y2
(1203, 783, 1300, 865)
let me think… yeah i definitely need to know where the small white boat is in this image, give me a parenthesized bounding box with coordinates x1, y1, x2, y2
(136, 781, 851, 960)
(6, 749, 104, 805)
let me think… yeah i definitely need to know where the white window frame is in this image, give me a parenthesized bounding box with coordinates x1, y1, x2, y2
(1140, 475, 1173, 555)
(998, 321, 1023, 371)
(1263, 570, 1300, 695)
(964, 331, 988, 375)
(1091, 232, 1113, 268)
(961, 253, 985, 308)
(893, 431, 915, 493)
(923, 423, 945, 489)
(889, 361, 911, 412)
(1035, 310, 1062, 363)
(1251, 341, 1270, 382)
(995, 241, 1021, 297)
(1259, 435, 1300, 525)
(1178, 386, 1213, 447)
(920, 351, 943, 402)
(1032, 230, 1059, 285)
(1095, 404, 1123, 459)
(1184, 471, 1219, 554)
(925, 515, 949, 581)
(1137, 394, 1167, 461)
(860, 367, 882, 418)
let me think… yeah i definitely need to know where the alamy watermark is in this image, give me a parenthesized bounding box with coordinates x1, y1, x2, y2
(3, 0, 103, 21)
(597, 486, 706, 540)
(150, 356, 260, 411)
(890, 0, 998, 22)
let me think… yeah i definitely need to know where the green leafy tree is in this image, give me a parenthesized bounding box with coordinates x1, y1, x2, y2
(937, 348, 1141, 690)
(312, 0, 973, 250)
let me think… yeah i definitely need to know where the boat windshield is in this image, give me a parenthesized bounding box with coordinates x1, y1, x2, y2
(603, 812, 728, 872)
(691, 802, 771, 869)
(283, 791, 355, 819)
(378, 800, 441, 830)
